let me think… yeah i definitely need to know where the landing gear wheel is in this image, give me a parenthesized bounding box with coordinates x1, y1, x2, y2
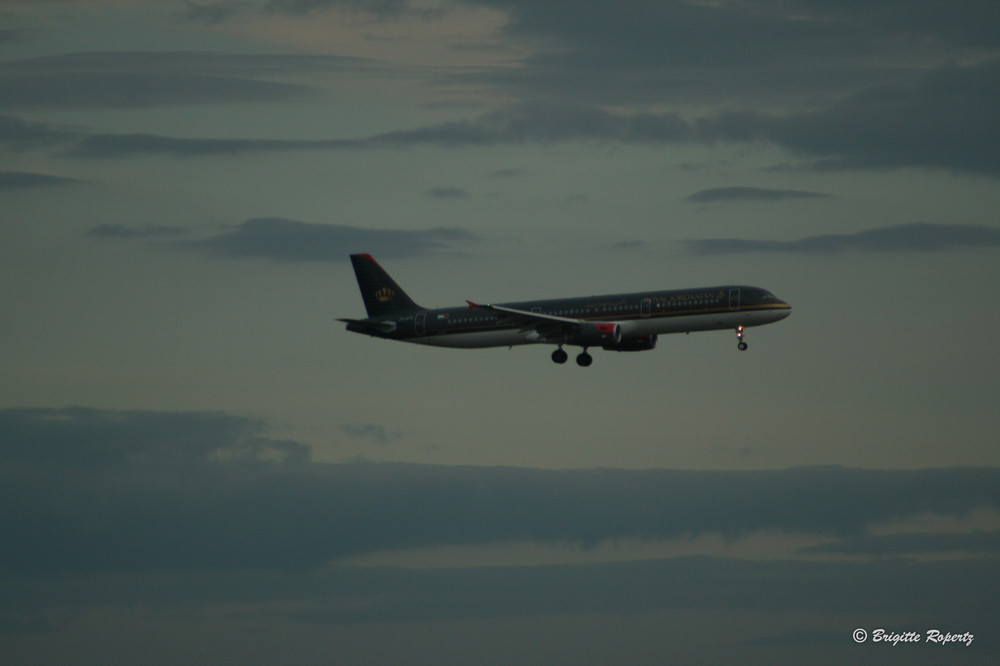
(736, 325, 748, 351)
(552, 348, 568, 364)
(576, 351, 593, 367)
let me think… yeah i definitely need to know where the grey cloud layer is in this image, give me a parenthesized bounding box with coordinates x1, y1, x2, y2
(4, 556, 995, 631)
(204, 0, 999, 69)
(263, 0, 427, 17)
(87, 224, 187, 239)
(684, 223, 1000, 255)
(93, 218, 999, 260)
(0, 407, 308, 468)
(803, 530, 1000, 557)
(2, 48, 997, 174)
(0, 71, 308, 110)
(490, 0, 1000, 64)
(476, 0, 998, 100)
(685, 187, 829, 203)
(0, 51, 371, 110)
(2, 407, 998, 574)
(473, 1, 1000, 174)
(0, 170, 80, 189)
(69, 133, 351, 158)
(62, 103, 692, 158)
(4, 2, 999, 176)
(6, 58, 995, 174)
(0, 114, 75, 151)
(182, 218, 478, 261)
(89, 218, 477, 261)
(757, 59, 1000, 173)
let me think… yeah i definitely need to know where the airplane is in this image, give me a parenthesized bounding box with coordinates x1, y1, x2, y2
(340, 253, 791, 366)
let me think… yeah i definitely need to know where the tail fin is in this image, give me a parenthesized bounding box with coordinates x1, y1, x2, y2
(349, 253, 424, 317)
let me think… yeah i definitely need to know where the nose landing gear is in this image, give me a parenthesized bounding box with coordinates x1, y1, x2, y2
(552, 347, 568, 364)
(736, 325, 748, 351)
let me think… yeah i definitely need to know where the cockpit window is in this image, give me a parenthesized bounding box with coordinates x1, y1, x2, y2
(743, 289, 778, 303)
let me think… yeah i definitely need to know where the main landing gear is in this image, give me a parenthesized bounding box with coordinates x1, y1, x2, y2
(551, 346, 593, 367)
(736, 325, 748, 351)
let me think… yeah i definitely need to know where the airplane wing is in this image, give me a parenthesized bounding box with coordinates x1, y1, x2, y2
(467, 301, 591, 343)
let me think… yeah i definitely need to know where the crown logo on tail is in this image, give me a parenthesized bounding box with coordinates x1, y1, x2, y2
(375, 287, 395, 303)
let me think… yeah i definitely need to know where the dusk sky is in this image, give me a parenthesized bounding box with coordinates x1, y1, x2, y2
(2, 1, 999, 663)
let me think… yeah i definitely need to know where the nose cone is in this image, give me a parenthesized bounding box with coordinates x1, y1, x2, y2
(774, 300, 792, 320)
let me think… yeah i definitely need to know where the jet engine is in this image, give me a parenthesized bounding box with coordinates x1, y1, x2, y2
(603, 334, 657, 352)
(571, 321, 655, 350)
(571, 322, 622, 347)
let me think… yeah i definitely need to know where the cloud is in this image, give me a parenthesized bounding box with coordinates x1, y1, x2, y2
(0, 114, 76, 151)
(50, 67, 1000, 176)
(0, 51, 370, 110)
(757, 59, 1000, 175)
(183, 0, 446, 25)
(85, 218, 477, 261)
(0, 407, 309, 469)
(691, 59, 1000, 175)
(137, 557, 994, 628)
(3, 555, 998, 636)
(0, 170, 80, 190)
(458, 4, 1000, 175)
(60, 102, 691, 158)
(4, 51, 990, 177)
(802, 530, 1000, 557)
(0, 29, 24, 44)
(426, 186, 469, 199)
(684, 223, 1000, 255)
(184, 1, 254, 24)
(454, 0, 1000, 121)
(181, 217, 478, 261)
(3, 112, 331, 160)
(429, 102, 692, 144)
(370, 75, 1000, 177)
(339, 423, 400, 445)
(68, 133, 356, 158)
(0, 72, 310, 111)
(86, 224, 187, 239)
(685, 187, 829, 203)
(264, 0, 427, 17)
(2, 407, 1000, 574)
(3, 11, 997, 177)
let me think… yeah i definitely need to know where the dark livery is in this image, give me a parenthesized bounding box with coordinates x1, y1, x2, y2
(341, 254, 791, 366)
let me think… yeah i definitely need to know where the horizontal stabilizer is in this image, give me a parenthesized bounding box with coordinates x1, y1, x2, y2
(338, 318, 397, 335)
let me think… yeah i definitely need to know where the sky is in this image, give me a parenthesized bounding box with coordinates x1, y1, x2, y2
(1, 1, 999, 663)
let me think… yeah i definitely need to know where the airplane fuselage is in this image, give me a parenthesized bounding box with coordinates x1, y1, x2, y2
(341, 253, 790, 365)
(347, 285, 790, 349)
